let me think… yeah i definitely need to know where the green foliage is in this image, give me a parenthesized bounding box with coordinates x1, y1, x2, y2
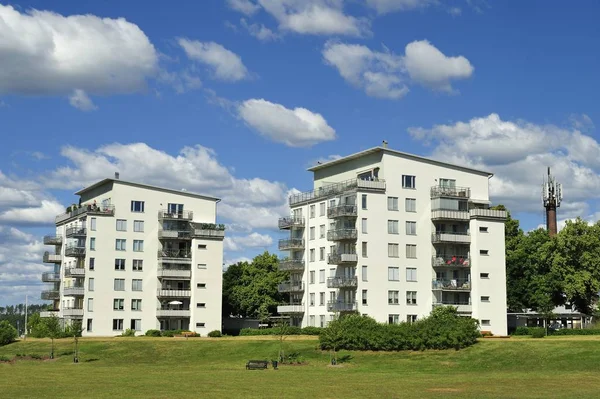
(239, 326, 323, 336)
(319, 307, 480, 351)
(207, 330, 222, 337)
(145, 329, 161, 337)
(0, 355, 10, 361)
(551, 329, 600, 336)
(0, 320, 18, 346)
(513, 327, 531, 336)
(530, 328, 546, 338)
(121, 329, 136, 337)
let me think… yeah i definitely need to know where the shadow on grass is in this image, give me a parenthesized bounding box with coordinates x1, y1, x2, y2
(85, 358, 100, 362)
(337, 354, 353, 364)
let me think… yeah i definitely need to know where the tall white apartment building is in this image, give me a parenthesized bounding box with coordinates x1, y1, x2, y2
(40, 177, 224, 336)
(277, 145, 508, 336)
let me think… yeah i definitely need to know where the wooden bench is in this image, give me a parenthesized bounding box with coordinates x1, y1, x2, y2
(246, 360, 269, 370)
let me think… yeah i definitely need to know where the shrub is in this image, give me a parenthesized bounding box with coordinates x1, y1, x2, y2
(530, 327, 546, 338)
(208, 330, 222, 337)
(145, 329, 162, 337)
(0, 320, 18, 346)
(551, 329, 600, 336)
(300, 327, 323, 335)
(121, 329, 136, 337)
(239, 326, 303, 336)
(0, 355, 11, 362)
(513, 326, 530, 336)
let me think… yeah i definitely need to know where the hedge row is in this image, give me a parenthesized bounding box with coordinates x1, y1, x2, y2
(319, 306, 479, 351)
(239, 326, 323, 336)
(513, 326, 600, 336)
(144, 329, 200, 337)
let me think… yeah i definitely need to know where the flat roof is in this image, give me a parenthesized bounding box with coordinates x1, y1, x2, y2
(307, 146, 494, 177)
(74, 178, 220, 202)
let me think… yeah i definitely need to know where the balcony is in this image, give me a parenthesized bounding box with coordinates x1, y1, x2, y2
(43, 235, 62, 246)
(327, 253, 358, 265)
(327, 301, 358, 312)
(327, 205, 357, 219)
(43, 252, 62, 263)
(41, 290, 60, 300)
(157, 289, 191, 298)
(277, 304, 304, 314)
(327, 276, 358, 289)
(327, 229, 357, 241)
(278, 217, 305, 230)
(157, 267, 191, 279)
(431, 210, 470, 221)
(157, 249, 192, 264)
(42, 272, 60, 283)
(65, 245, 86, 257)
(432, 255, 471, 267)
(289, 178, 386, 206)
(63, 307, 84, 318)
(55, 204, 115, 224)
(65, 226, 87, 238)
(192, 223, 226, 239)
(430, 186, 471, 199)
(158, 209, 194, 221)
(156, 309, 191, 318)
(40, 311, 59, 318)
(278, 259, 305, 272)
(470, 208, 508, 220)
(64, 268, 85, 277)
(432, 279, 471, 291)
(433, 302, 472, 313)
(278, 282, 304, 293)
(63, 287, 85, 296)
(158, 229, 191, 240)
(278, 239, 304, 251)
(431, 232, 471, 244)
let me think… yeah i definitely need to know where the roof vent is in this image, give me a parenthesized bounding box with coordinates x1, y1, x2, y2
(115, 172, 120, 179)
(382, 140, 388, 148)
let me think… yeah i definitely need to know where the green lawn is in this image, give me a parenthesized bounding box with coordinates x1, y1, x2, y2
(1, 336, 599, 398)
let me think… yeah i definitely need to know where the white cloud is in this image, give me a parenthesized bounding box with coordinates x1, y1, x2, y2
(227, 0, 261, 16)
(0, 4, 158, 97)
(238, 98, 336, 147)
(448, 7, 462, 16)
(0, 200, 64, 225)
(69, 89, 97, 111)
(570, 113, 594, 131)
(366, 0, 433, 14)
(240, 18, 281, 41)
(223, 256, 252, 269)
(308, 154, 342, 167)
(178, 38, 250, 82)
(224, 232, 274, 251)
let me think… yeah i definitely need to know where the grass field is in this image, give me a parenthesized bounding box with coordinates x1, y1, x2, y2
(2, 335, 600, 398)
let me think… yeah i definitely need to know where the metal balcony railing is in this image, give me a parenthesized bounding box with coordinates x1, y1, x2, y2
(327, 301, 358, 312)
(43, 252, 62, 263)
(430, 186, 471, 199)
(278, 282, 304, 293)
(432, 255, 471, 267)
(63, 307, 84, 317)
(157, 249, 192, 259)
(157, 267, 192, 278)
(158, 210, 194, 220)
(65, 245, 86, 257)
(327, 276, 358, 289)
(41, 290, 60, 300)
(63, 287, 85, 296)
(55, 204, 115, 224)
(64, 268, 86, 277)
(157, 289, 191, 297)
(65, 226, 87, 238)
(193, 228, 225, 239)
(327, 205, 357, 219)
(431, 210, 470, 221)
(431, 232, 471, 244)
(278, 239, 304, 251)
(156, 309, 191, 317)
(289, 178, 386, 206)
(470, 209, 508, 220)
(432, 301, 472, 312)
(432, 279, 471, 291)
(278, 217, 305, 230)
(278, 259, 305, 272)
(277, 303, 304, 314)
(327, 229, 357, 241)
(327, 253, 358, 265)
(41, 272, 60, 282)
(158, 229, 192, 240)
(43, 235, 62, 246)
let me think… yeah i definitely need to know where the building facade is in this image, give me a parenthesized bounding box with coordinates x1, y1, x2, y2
(277, 146, 508, 336)
(40, 178, 224, 336)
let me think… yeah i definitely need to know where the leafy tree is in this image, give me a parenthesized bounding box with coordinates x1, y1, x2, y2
(0, 320, 18, 346)
(45, 315, 62, 359)
(222, 261, 245, 317)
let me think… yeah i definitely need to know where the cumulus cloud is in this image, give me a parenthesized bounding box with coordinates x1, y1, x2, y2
(366, 0, 434, 14)
(227, 0, 261, 15)
(224, 232, 274, 251)
(69, 89, 97, 111)
(178, 39, 250, 81)
(240, 18, 281, 41)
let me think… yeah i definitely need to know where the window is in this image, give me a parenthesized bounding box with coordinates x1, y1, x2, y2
(362, 290, 368, 305)
(319, 202, 326, 216)
(480, 250, 489, 255)
(87, 319, 93, 332)
(196, 323, 205, 328)
(90, 237, 96, 251)
(116, 219, 127, 231)
(90, 217, 97, 231)
(388, 243, 399, 257)
(134, 220, 144, 232)
(388, 290, 399, 305)
(87, 298, 93, 312)
(407, 315, 417, 323)
(362, 265, 367, 281)
(88, 278, 95, 291)
(388, 220, 399, 234)
(361, 218, 367, 234)
(197, 283, 206, 289)
(320, 225, 325, 238)
(310, 205, 315, 218)
(89, 258, 95, 271)
(131, 319, 141, 331)
(481, 296, 490, 302)
(319, 292, 325, 306)
(115, 239, 126, 251)
(480, 273, 489, 278)
(361, 194, 367, 209)
(197, 303, 206, 308)
(329, 291, 336, 302)
(197, 264, 207, 269)
(310, 293, 315, 306)
(406, 291, 417, 305)
(388, 314, 400, 324)
(133, 259, 143, 272)
(114, 279, 125, 291)
(387, 197, 398, 211)
(362, 242, 368, 257)
(319, 247, 325, 261)
(329, 199, 335, 208)
(198, 244, 207, 250)
(309, 315, 315, 327)
(329, 268, 335, 277)
(310, 227, 315, 240)
(388, 267, 399, 281)
(406, 244, 417, 259)
(131, 299, 142, 311)
(479, 226, 488, 233)
(167, 203, 183, 215)
(406, 268, 417, 282)
(113, 298, 124, 310)
(309, 271, 315, 284)
(402, 175, 416, 189)
(133, 240, 144, 252)
(481, 319, 491, 326)
(405, 198, 416, 212)
(406, 221, 416, 235)
(320, 315, 325, 328)
(319, 269, 325, 283)
(131, 201, 145, 213)
(439, 178, 456, 188)
(310, 249, 315, 262)
(132, 279, 142, 291)
(115, 259, 125, 271)
(113, 319, 123, 331)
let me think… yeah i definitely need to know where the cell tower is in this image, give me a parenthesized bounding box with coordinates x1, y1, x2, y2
(542, 167, 562, 236)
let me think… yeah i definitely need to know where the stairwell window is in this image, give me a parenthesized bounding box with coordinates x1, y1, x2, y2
(362, 242, 368, 257)
(402, 175, 416, 189)
(362, 194, 367, 209)
(88, 278, 95, 291)
(310, 249, 315, 262)
(310, 227, 315, 240)
(310, 205, 315, 218)
(362, 265, 367, 282)
(89, 257, 95, 271)
(362, 289, 368, 305)
(87, 298, 93, 312)
(362, 218, 368, 234)
(310, 293, 315, 306)
(90, 237, 96, 251)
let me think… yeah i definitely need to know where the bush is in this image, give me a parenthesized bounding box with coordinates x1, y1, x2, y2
(0, 355, 11, 362)
(301, 327, 323, 335)
(161, 329, 183, 337)
(239, 326, 323, 336)
(513, 326, 530, 336)
(121, 329, 136, 337)
(0, 320, 18, 346)
(551, 329, 600, 336)
(145, 329, 162, 337)
(208, 330, 222, 337)
(530, 327, 546, 338)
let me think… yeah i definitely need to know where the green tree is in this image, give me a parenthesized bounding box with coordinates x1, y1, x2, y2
(0, 320, 18, 346)
(45, 315, 62, 359)
(222, 261, 245, 317)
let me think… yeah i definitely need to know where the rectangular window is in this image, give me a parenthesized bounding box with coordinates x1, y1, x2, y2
(309, 315, 315, 327)
(90, 217, 97, 231)
(320, 315, 325, 328)
(319, 202, 326, 216)
(362, 265, 367, 281)
(197, 303, 206, 308)
(87, 298, 93, 312)
(405, 221, 416, 235)
(198, 244, 207, 250)
(388, 314, 399, 324)
(133, 240, 144, 252)
(329, 291, 335, 302)
(197, 264, 207, 269)
(388, 243, 399, 258)
(362, 289, 367, 305)
(88, 278, 95, 291)
(388, 267, 399, 281)
(439, 178, 456, 188)
(89, 257, 95, 271)
(133, 259, 143, 272)
(310, 227, 315, 240)
(319, 269, 325, 283)
(407, 315, 417, 323)
(131, 201, 145, 213)
(481, 319, 491, 326)
(132, 279, 143, 291)
(361, 218, 367, 234)
(113, 298, 124, 311)
(406, 267, 417, 282)
(319, 292, 325, 306)
(479, 226, 488, 233)
(406, 291, 417, 305)
(480, 250, 489, 255)
(131, 299, 142, 311)
(387, 197, 398, 211)
(480, 273, 489, 278)
(310, 249, 315, 262)
(310, 293, 315, 306)
(115, 239, 126, 251)
(388, 290, 399, 305)
(90, 237, 96, 251)
(310, 205, 315, 218)
(115, 259, 125, 271)
(319, 224, 325, 238)
(134, 220, 144, 232)
(329, 268, 335, 277)
(402, 175, 416, 189)
(405, 198, 416, 212)
(406, 244, 417, 259)
(114, 279, 125, 291)
(131, 319, 141, 331)
(329, 199, 335, 208)
(112, 319, 123, 331)
(196, 323, 205, 328)
(309, 271, 315, 284)
(87, 319, 93, 332)
(116, 219, 127, 231)
(481, 296, 490, 302)
(388, 220, 399, 234)
(362, 242, 367, 257)
(319, 247, 325, 261)
(197, 283, 206, 289)
(361, 194, 367, 209)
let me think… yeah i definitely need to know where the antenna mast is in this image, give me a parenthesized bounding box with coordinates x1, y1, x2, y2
(542, 167, 562, 236)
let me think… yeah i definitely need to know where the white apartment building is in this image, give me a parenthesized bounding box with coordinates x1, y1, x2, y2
(277, 145, 508, 336)
(40, 177, 224, 336)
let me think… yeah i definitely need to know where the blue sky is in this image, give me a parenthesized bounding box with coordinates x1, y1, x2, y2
(1, 0, 599, 304)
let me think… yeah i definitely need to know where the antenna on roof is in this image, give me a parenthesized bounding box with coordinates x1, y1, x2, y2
(382, 140, 388, 148)
(115, 172, 120, 179)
